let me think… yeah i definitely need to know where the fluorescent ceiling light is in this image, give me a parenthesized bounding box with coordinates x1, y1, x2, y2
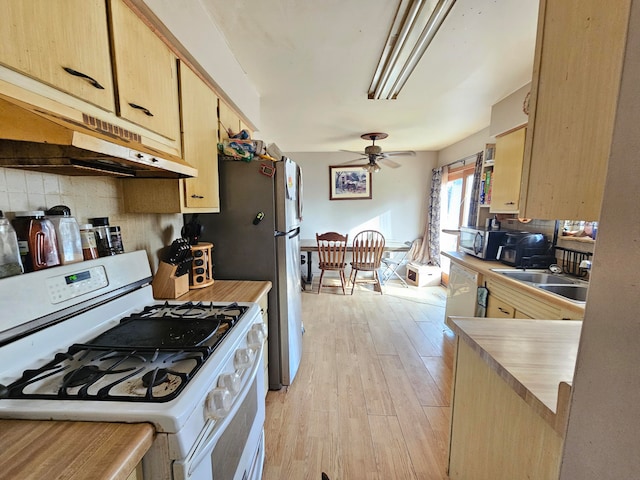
(368, 0, 456, 100)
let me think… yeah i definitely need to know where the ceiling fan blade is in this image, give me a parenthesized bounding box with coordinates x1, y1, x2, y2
(339, 149, 366, 155)
(382, 150, 416, 157)
(379, 158, 402, 168)
(338, 157, 368, 166)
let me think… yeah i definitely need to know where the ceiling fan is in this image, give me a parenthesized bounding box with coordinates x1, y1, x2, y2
(340, 133, 416, 172)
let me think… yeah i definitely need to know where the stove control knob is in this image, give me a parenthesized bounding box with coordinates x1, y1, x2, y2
(247, 326, 265, 346)
(253, 322, 267, 336)
(218, 372, 242, 395)
(234, 348, 254, 370)
(205, 387, 232, 419)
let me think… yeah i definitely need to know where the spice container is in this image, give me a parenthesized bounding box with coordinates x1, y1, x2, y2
(109, 226, 124, 254)
(12, 211, 60, 271)
(79, 224, 99, 260)
(45, 206, 83, 265)
(0, 211, 23, 278)
(89, 217, 116, 257)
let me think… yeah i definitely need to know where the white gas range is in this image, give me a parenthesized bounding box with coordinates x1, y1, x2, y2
(0, 251, 265, 480)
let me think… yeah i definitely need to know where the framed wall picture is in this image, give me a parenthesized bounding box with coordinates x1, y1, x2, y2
(329, 165, 372, 200)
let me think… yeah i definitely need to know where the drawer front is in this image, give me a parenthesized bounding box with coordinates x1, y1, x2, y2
(486, 295, 515, 318)
(486, 277, 561, 319)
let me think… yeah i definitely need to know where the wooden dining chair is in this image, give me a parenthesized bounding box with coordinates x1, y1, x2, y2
(349, 230, 385, 294)
(316, 232, 349, 294)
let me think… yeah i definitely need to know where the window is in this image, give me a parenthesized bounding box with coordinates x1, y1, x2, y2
(440, 164, 476, 273)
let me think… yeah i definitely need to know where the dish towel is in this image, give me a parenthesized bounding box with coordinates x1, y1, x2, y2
(477, 286, 489, 317)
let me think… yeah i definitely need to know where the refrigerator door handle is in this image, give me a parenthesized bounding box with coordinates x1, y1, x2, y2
(288, 227, 301, 239)
(296, 165, 303, 221)
(275, 227, 300, 239)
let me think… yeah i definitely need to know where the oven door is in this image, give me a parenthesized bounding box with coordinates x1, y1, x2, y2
(173, 346, 265, 480)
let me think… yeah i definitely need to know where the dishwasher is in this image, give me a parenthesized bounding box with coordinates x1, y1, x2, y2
(444, 262, 481, 324)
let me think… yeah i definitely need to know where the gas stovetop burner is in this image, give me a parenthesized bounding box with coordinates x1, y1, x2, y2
(133, 301, 246, 322)
(0, 301, 251, 403)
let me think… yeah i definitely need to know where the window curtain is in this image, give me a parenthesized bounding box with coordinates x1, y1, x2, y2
(413, 166, 447, 266)
(466, 151, 484, 226)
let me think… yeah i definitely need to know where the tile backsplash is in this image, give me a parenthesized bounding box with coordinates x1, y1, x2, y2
(0, 167, 182, 272)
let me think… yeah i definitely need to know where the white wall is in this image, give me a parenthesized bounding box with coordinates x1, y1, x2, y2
(437, 127, 491, 167)
(290, 151, 436, 243)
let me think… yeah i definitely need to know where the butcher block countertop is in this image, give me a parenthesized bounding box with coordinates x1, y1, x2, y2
(177, 279, 272, 303)
(0, 420, 154, 480)
(448, 317, 582, 434)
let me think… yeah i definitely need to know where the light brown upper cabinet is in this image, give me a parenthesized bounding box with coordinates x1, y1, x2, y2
(0, 0, 115, 112)
(490, 126, 526, 214)
(123, 62, 220, 213)
(218, 100, 242, 141)
(109, 0, 181, 142)
(180, 64, 219, 211)
(520, 0, 631, 221)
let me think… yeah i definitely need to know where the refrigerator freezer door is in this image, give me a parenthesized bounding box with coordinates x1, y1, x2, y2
(276, 227, 303, 385)
(276, 158, 302, 232)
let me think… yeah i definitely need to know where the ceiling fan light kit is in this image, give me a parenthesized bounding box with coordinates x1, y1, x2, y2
(340, 133, 416, 173)
(368, 0, 457, 100)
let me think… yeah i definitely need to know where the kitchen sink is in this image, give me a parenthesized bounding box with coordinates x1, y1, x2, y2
(491, 268, 588, 303)
(494, 270, 576, 285)
(537, 284, 589, 303)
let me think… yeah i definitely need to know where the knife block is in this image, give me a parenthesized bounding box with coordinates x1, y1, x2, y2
(189, 242, 214, 289)
(152, 261, 190, 299)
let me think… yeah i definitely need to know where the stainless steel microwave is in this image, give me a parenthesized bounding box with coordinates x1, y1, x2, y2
(458, 227, 507, 260)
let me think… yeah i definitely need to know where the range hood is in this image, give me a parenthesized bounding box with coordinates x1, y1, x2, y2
(0, 97, 197, 178)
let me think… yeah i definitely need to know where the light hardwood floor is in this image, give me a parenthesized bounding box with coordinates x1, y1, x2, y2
(263, 276, 454, 480)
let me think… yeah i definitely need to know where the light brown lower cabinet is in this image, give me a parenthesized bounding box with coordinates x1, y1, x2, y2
(486, 295, 515, 318)
(485, 277, 583, 320)
(448, 340, 563, 479)
(127, 463, 143, 480)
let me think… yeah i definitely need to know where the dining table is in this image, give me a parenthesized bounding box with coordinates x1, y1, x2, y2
(300, 238, 411, 290)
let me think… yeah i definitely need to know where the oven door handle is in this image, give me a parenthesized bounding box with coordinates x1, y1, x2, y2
(184, 341, 264, 476)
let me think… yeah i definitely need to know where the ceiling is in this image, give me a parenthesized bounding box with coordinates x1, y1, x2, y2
(200, 0, 539, 154)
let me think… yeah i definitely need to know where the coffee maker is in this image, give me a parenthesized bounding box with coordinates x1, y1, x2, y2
(497, 232, 553, 268)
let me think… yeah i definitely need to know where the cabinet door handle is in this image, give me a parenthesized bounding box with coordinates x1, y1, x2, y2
(498, 307, 510, 314)
(128, 102, 154, 117)
(62, 67, 105, 90)
(191, 194, 204, 199)
(505, 201, 515, 205)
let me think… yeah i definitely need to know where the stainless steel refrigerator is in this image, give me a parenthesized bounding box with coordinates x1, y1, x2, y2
(191, 157, 303, 390)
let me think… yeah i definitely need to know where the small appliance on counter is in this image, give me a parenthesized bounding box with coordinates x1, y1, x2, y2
(497, 231, 554, 268)
(458, 226, 507, 260)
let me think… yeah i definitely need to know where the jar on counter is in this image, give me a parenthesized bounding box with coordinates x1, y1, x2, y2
(45, 208, 83, 265)
(12, 211, 60, 272)
(79, 224, 99, 260)
(109, 226, 124, 254)
(0, 210, 23, 278)
(89, 217, 116, 257)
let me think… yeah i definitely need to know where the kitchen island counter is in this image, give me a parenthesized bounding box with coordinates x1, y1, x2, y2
(447, 317, 582, 479)
(0, 420, 154, 480)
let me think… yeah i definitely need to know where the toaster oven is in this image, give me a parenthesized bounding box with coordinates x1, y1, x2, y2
(458, 227, 507, 260)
